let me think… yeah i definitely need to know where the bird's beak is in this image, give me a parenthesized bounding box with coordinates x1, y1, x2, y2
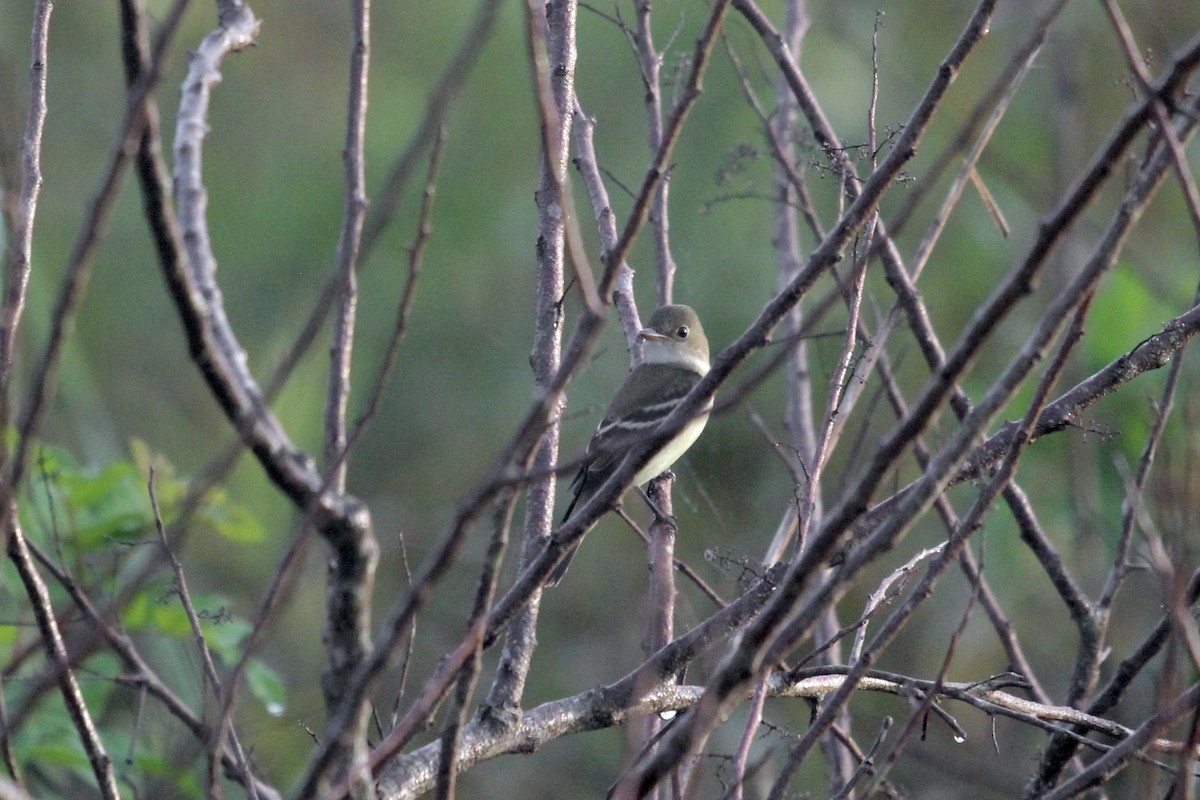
(638, 328, 668, 342)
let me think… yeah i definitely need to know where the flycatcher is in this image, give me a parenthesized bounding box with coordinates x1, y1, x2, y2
(549, 304, 712, 585)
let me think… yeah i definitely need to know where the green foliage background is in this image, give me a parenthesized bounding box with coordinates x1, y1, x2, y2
(2, 0, 1200, 796)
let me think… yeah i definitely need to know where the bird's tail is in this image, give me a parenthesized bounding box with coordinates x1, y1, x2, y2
(546, 479, 589, 586)
(545, 542, 577, 586)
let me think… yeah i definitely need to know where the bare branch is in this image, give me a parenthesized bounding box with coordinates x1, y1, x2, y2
(481, 0, 575, 730)
(6, 521, 118, 799)
(323, 0, 371, 490)
(611, 4, 1001, 792)
(0, 0, 52, 425)
(4, 0, 186, 523)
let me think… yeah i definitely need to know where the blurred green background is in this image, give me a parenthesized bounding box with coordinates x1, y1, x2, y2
(3, 0, 1200, 796)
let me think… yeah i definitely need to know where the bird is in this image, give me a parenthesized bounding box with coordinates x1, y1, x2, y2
(548, 304, 712, 586)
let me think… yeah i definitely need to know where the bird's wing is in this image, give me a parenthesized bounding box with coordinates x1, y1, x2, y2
(562, 364, 704, 524)
(584, 363, 705, 473)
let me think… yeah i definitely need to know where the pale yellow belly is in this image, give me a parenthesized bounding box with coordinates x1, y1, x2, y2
(632, 412, 709, 487)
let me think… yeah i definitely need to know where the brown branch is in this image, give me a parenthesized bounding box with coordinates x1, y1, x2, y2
(6, 521, 118, 799)
(611, 3, 1001, 793)
(905, 29, 1045, 284)
(370, 27, 953, 797)
(377, 657, 1178, 800)
(774, 286, 1088, 792)
(598, 0, 734, 301)
(3, 0, 186, 531)
(519, 0, 934, 619)
(166, 7, 385, 793)
(615, 507, 727, 608)
(850, 59, 1200, 547)
(1040, 681, 1200, 800)
(0, 0, 52, 428)
(171, 4, 317, 504)
(1102, 0, 1200, 244)
(872, 355, 1051, 703)
(434, 491, 518, 800)
(147, 471, 247, 791)
(641, 475, 679, 799)
(359, 0, 504, 260)
(22, 534, 279, 798)
(750, 3, 1061, 742)
(630, 0, 677, 304)
(344, 129, 445, 460)
(480, 0, 574, 729)
(317, 1, 376, 794)
(824, 68, 1200, 799)
(1083, 569, 1200, 733)
(1030, 350, 1192, 791)
(940, 292, 1200, 497)
(856, 557, 982, 798)
(307, 4, 750, 786)
(376, 569, 781, 799)
(0, 674, 20, 791)
(262, 0, 504, 416)
(525, 0, 599, 316)
(571, 98, 642, 348)
(323, 0, 371, 490)
(883, 0, 1071, 241)
(728, 680, 767, 800)
(773, 668, 1183, 762)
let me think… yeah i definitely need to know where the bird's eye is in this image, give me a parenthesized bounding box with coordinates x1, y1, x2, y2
(676, 325, 689, 339)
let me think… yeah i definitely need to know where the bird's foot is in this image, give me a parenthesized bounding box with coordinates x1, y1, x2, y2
(637, 485, 677, 529)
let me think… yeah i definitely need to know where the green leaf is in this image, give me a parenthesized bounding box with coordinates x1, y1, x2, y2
(1088, 266, 1155, 365)
(245, 659, 287, 717)
(135, 752, 203, 799)
(196, 499, 266, 543)
(9, 709, 94, 781)
(60, 460, 155, 548)
(22, 738, 91, 772)
(20, 443, 81, 542)
(0, 623, 17, 653)
(202, 615, 252, 665)
(121, 587, 194, 637)
(29, 441, 80, 476)
(123, 588, 255, 666)
(18, 439, 265, 555)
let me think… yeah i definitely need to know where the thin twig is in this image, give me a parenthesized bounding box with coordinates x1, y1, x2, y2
(571, 97, 642, 348)
(21, 536, 278, 798)
(264, 0, 505, 413)
(147, 470, 252, 797)
(434, 492, 518, 800)
(631, 0, 677, 304)
(1040, 682, 1200, 800)
(375, 659, 1189, 800)
(6, 521, 118, 799)
(3, 0, 186, 535)
(319, 5, 378, 792)
(610, 4, 1002, 793)
(376, 571, 782, 798)
(848, 543, 945, 664)
(343, 128, 445, 458)
(0, 0, 53, 430)
(642, 475, 679, 800)
(323, 0, 371, 491)
(830, 716, 894, 800)
(728, 680, 766, 800)
(479, 0, 573, 741)
(857, 550, 983, 798)
(315, 3, 749, 785)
